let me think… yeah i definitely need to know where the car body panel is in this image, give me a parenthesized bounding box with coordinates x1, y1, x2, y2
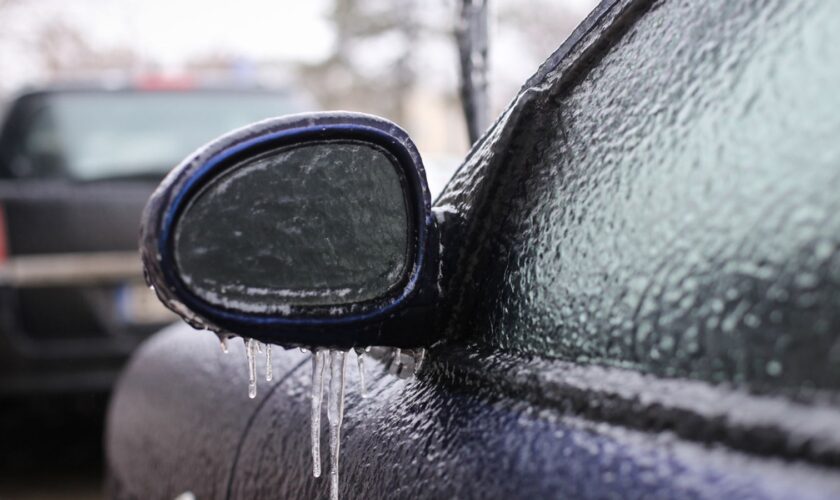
(438, 0, 840, 394)
(107, 324, 840, 499)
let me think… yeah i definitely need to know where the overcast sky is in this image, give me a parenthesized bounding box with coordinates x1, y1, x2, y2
(4, 0, 333, 63)
(1, 0, 596, 97)
(1, 0, 334, 94)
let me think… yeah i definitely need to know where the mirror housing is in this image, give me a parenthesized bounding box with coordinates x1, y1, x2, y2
(140, 112, 439, 349)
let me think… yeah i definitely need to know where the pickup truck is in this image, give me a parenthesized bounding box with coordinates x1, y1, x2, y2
(0, 86, 301, 394)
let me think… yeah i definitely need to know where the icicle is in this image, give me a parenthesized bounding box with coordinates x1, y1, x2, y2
(327, 350, 347, 500)
(414, 348, 426, 372)
(311, 350, 327, 477)
(220, 336, 229, 354)
(354, 348, 367, 398)
(389, 348, 402, 375)
(257, 341, 264, 353)
(245, 338, 257, 399)
(265, 344, 273, 382)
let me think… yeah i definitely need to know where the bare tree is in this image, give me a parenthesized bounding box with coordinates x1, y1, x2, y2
(498, 0, 581, 62)
(455, 0, 489, 144)
(297, 0, 423, 124)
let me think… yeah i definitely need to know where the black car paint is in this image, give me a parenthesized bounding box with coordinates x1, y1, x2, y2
(442, 0, 840, 396)
(107, 0, 840, 498)
(108, 325, 840, 499)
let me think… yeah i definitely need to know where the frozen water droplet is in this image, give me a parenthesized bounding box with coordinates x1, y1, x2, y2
(265, 344, 273, 382)
(354, 348, 367, 398)
(245, 338, 257, 399)
(257, 341, 264, 354)
(327, 350, 347, 500)
(311, 350, 327, 478)
(220, 336, 229, 354)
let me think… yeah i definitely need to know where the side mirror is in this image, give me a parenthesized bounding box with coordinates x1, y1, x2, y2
(140, 112, 438, 349)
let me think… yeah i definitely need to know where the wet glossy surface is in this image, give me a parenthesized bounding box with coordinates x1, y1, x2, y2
(441, 0, 840, 395)
(107, 327, 840, 499)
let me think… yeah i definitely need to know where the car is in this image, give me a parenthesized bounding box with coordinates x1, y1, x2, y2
(106, 1, 840, 499)
(0, 85, 303, 395)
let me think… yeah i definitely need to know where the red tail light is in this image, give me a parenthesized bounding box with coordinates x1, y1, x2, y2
(134, 74, 196, 91)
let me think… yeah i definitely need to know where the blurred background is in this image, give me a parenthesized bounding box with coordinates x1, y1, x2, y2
(0, 0, 593, 498)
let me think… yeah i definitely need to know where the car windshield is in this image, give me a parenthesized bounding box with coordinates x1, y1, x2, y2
(24, 91, 301, 181)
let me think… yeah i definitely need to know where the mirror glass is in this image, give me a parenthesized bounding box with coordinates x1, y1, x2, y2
(173, 141, 410, 312)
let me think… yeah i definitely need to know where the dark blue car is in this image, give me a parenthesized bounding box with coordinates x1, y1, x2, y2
(107, 1, 840, 498)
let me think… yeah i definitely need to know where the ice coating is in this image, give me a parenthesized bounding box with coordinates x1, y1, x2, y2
(310, 350, 327, 478)
(221, 339, 426, 498)
(327, 350, 347, 500)
(138, 112, 433, 352)
(110, 325, 840, 499)
(305, 346, 424, 498)
(434, 0, 840, 396)
(171, 143, 410, 312)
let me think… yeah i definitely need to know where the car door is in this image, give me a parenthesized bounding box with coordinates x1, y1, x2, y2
(108, 0, 840, 498)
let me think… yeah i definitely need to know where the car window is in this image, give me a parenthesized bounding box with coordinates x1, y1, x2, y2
(13, 91, 301, 181)
(454, 1, 840, 395)
(19, 104, 65, 177)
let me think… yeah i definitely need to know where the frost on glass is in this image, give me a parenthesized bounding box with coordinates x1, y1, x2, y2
(172, 142, 409, 313)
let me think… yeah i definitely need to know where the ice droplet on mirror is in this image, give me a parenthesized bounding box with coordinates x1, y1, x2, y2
(265, 344, 273, 382)
(327, 350, 347, 500)
(245, 338, 257, 399)
(311, 350, 327, 478)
